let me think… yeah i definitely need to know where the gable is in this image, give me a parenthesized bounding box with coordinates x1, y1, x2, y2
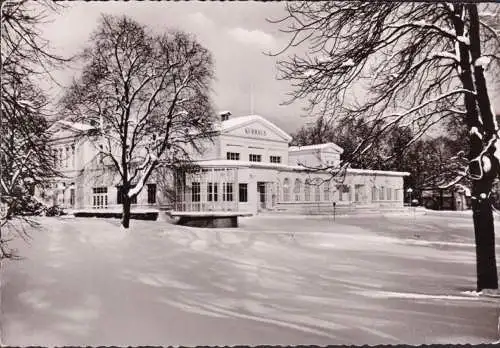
(222, 117, 292, 143)
(289, 142, 344, 155)
(322, 143, 344, 155)
(51, 127, 79, 141)
(49, 120, 94, 141)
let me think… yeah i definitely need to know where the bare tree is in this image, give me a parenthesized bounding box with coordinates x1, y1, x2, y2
(270, 2, 500, 291)
(1, 0, 67, 259)
(61, 15, 216, 228)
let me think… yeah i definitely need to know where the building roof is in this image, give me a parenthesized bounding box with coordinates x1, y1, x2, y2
(195, 159, 409, 176)
(217, 115, 293, 142)
(58, 120, 95, 131)
(48, 119, 95, 134)
(289, 142, 344, 154)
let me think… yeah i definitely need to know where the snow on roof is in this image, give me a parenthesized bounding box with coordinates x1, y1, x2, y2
(58, 120, 95, 131)
(289, 142, 344, 154)
(195, 159, 409, 176)
(219, 115, 259, 130)
(217, 114, 292, 142)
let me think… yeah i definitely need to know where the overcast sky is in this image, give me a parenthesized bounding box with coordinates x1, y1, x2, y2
(40, 2, 499, 135)
(41, 1, 311, 134)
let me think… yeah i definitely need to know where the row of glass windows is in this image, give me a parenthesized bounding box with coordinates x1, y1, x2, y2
(281, 179, 399, 202)
(53, 144, 76, 169)
(226, 152, 281, 163)
(91, 184, 157, 208)
(191, 182, 248, 203)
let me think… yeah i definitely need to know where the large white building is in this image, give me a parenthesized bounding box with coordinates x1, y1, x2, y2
(44, 113, 409, 215)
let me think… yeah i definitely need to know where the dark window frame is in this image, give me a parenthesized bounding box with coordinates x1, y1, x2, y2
(147, 183, 157, 204)
(208, 182, 219, 202)
(239, 183, 248, 202)
(226, 152, 240, 160)
(249, 154, 262, 162)
(223, 183, 234, 201)
(270, 155, 281, 163)
(192, 182, 201, 202)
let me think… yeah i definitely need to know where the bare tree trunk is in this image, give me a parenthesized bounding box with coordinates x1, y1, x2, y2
(122, 195, 131, 229)
(467, 4, 499, 291)
(451, 4, 498, 291)
(472, 179, 498, 291)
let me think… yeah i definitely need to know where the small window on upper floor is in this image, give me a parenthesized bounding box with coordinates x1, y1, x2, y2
(227, 152, 240, 160)
(249, 154, 262, 162)
(270, 156, 281, 163)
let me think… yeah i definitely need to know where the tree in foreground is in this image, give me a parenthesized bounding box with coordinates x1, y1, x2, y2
(1, 0, 66, 259)
(271, 2, 500, 291)
(61, 15, 216, 228)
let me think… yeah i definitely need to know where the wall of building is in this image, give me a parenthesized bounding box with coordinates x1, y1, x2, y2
(220, 134, 289, 164)
(288, 149, 341, 168)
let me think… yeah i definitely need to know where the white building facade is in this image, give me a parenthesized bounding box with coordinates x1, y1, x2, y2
(44, 114, 409, 215)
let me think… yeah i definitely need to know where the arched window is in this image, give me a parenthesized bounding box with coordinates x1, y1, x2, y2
(294, 178, 302, 201)
(283, 178, 290, 202)
(324, 181, 330, 201)
(372, 186, 378, 201)
(314, 180, 321, 201)
(65, 146, 70, 168)
(58, 148, 63, 167)
(304, 179, 311, 201)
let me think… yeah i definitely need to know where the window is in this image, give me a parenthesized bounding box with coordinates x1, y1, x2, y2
(223, 183, 233, 201)
(70, 187, 75, 206)
(58, 148, 63, 167)
(147, 184, 156, 204)
(192, 182, 201, 202)
(387, 187, 392, 201)
(283, 178, 290, 201)
(239, 183, 248, 202)
(304, 179, 311, 201)
(315, 182, 321, 201)
(92, 187, 108, 209)
(372, 186, 378, 201)
(270, 156, 281, 163)
(117, 186, 137, 204)
(249, 154, 262, 162)
(71, 145, 75, 168)
(355, 184, 364, 202)
(208, 183, 218, 202)
(395, 189, 399, 201)
(294, 178, 302, 201)
(337, 184, 349, 201)
(226, 152, 240, 160)
(65, 146, 70, 168)
(379, 186, 385, 201)
(324, 182, 330, 201)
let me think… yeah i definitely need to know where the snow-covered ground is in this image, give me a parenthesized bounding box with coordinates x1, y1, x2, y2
(1, 214, 499, 346)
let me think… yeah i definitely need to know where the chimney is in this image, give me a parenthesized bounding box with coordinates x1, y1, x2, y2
(219, 111, 231, 122)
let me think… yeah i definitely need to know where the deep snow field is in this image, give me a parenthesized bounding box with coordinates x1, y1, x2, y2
(1, 213, 499, 346)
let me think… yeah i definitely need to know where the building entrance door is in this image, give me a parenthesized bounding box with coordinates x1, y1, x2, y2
(257, 182, 266, 209)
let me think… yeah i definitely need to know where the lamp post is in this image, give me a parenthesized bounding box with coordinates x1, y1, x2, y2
(407, 188, 415, 219)
(407, 188, 413, 206)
